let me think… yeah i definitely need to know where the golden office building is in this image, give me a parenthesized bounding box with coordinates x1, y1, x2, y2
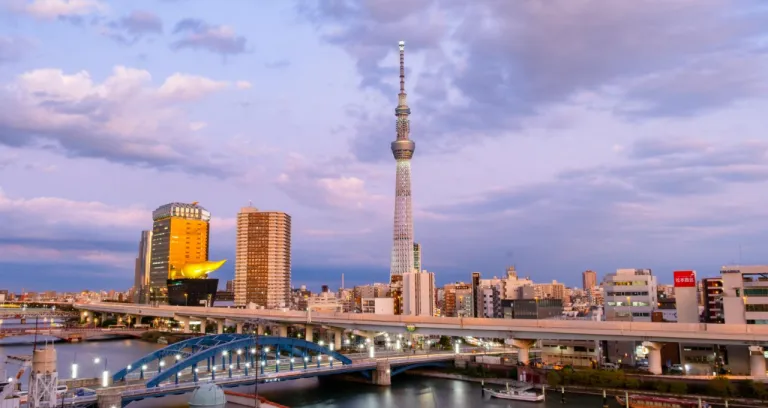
(149, 202, 211, 302)
(234, 207, 291, 308)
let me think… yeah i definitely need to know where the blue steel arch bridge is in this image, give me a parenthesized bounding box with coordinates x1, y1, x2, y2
(114, 334, 353, 387)
(85, 334, 459, 407)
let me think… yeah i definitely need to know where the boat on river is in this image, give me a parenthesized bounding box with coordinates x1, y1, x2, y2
(483, 383, 544, 402)
(616, 394, 710, 408)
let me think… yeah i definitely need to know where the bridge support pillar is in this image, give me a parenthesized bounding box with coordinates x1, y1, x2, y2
(641, 341, 663, 375)
(509, 339, 536, 366)
(95, 388, 123, 408)
(305, 324, 313, 342)
(100, 312, 107, 324)
(236, 322, 244, 334)
(215, 319, 225, 334)
(750, 346, 766, 379)
(278, 324, 288, 338)
(334, 328, 343, 350)
(372, 361, 391, 386)
(175, 315, 191, 333)
(257, 324, 264, 336)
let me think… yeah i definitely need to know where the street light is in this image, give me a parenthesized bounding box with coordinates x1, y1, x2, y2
(95, 357, 109, 387)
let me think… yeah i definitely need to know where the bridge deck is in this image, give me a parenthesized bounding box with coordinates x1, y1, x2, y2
(75, 302, 768, 345)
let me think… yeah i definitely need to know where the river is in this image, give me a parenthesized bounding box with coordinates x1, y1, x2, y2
(0, 329, 629, 407)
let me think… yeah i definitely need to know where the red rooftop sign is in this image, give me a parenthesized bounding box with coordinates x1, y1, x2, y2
(673, 270, 696, 287)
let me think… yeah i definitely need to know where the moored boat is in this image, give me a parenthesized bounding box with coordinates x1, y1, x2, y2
(616, 394, 710, 408)
(483, 383, 545, 402)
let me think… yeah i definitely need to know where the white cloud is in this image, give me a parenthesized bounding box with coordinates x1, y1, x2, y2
(0, 66, 247, 174)
(9, 0, 107, 19)
(0, 188, 146, 229)
(189, 121, 207, 131)
(0, 244, 133, 266)
(235, 80, 252, 89)
(275, 154, 386, 212)
(0, 188, 236, 235)
(157, 73, 230, 101)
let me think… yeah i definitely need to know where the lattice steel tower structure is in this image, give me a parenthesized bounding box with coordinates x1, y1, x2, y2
(390, 40, 416, 277)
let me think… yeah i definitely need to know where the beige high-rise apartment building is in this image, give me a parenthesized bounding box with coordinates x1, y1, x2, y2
(582, 270, 597, 291)
(234, 207, 291, 308)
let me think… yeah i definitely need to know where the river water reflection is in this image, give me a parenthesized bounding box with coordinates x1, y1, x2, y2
(0, 335, 629, 407)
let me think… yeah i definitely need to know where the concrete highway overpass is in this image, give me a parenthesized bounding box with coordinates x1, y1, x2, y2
(74, 302, 768, 345)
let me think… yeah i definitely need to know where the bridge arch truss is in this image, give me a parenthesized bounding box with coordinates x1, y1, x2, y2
(113, 334, 353, 388)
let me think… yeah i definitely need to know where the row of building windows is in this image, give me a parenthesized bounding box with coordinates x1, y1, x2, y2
(606, 302, 651, 307)
(610, 281, 651, 286)
(744, 288, 768, 297)
(614, 312, 651, 317)
(606, 291, 649, 297)
(745, 304, 768, 312)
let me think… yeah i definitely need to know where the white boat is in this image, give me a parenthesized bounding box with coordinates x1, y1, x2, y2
(483, 383, 545, 402)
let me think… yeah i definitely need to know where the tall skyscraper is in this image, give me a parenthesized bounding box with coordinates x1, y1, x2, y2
(234, 206, 291, 309)
(582, 270, 597, 291)
(471, 272, 481, 317)
(149, 202, 211, 303)
(413, 243, 421, 272)
(390, 40, 416, 278)
(133, 230, 152, 304)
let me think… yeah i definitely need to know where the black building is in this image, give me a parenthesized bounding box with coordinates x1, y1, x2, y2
(471, 272, 481, 318)
(167, 279, 218, 307)
(502, 298, 562, 319)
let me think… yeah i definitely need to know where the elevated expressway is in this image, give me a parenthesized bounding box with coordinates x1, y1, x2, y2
(76, 302, 768, 377)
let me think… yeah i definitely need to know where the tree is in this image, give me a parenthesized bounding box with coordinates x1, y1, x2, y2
(546, 371, 561, 386)
(668, 382, 687, 395)
(751, 381, 768, 400)
(655, 382, 669, 393)
(438, 336, 451, 349)
(707, 376, 736, 397)
(624, 378, 640, 389)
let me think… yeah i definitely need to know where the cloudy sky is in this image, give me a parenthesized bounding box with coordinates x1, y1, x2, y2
(1, 0, 767, 292)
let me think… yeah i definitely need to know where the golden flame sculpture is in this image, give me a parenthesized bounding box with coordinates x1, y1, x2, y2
(170, 259, 227, 280)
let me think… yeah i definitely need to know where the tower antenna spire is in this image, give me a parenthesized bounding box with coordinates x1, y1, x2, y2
(399, 40, 406, 93)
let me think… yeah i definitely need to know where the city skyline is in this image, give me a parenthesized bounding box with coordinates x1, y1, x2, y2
(1, 1, 768, 291)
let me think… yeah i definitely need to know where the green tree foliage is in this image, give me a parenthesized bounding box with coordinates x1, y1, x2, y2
(624, 378, 640, 389)
(668, 382, 688, 395)
(655, 382, 669, 393)
(546, 371, 562, 386)
(707, 376, 737, 397)
(438, 336, 451, 349)
(751, 381, 768, 400)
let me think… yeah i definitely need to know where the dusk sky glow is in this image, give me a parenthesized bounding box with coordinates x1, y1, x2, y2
(1, 0, 768, 292)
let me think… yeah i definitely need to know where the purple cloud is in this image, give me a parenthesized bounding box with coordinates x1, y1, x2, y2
(104, 10, 163, 45)
(300, 0, 768, 162)
(171, 18, 247, 56)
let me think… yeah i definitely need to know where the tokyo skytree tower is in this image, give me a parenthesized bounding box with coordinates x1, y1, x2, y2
(390, 41, 416, 277)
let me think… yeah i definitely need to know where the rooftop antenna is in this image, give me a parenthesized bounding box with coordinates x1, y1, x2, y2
(249, 200, 253, 207)
(341, 273, 345, 290)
